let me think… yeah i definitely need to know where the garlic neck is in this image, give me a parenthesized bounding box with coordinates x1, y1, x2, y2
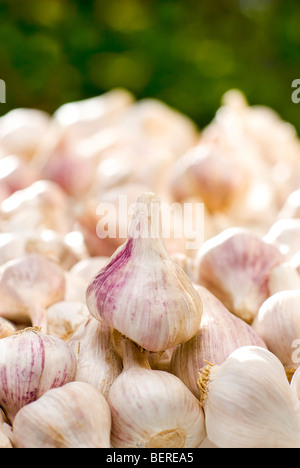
(121, 339, 151, 371)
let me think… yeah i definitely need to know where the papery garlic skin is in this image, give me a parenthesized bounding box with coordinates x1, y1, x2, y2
(46, 301, 90, 341)
(199, 346, 300, 448)
(195, 228, 284, 323)
(0, 253, 66, 332)
(0, 328, 77, 422)
(87, 193, 203, 352)
(170, 285, 267, 399)
(291, 367, 300, 401)
(69, 316, 122, 399)
(253, 291, 300, 377)
(108, 340, 206, 448)
(12, 382, 111, 448)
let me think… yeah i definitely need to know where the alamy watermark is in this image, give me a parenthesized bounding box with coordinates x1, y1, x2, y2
(0, 79, 6, 103)
(95, 196, 205, 251)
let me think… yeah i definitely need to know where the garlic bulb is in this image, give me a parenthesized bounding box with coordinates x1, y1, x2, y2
(252, 291, 300, 379)
(291, 366, 300, 401)
(108, 339, 206, 448)
(0, 327, 77, 422)
(12, 382, 111, 448)
(86, 192, 203, 352)
(69, 316, 122, 399)
(264, 218, 300, 260)
(195, 227, 284, 323)
(267, 262, 300, 296)
(170, 285, 267, 399)
(0, 253, 66, 332)
(46, 301, 90, 341)
(198, 346, 300, 448)
(0, 317, 16, 339)
(0, 412, 12, 448)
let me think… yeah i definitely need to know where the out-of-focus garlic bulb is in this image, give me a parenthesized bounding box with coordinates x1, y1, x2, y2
(69, 256, 110, 287)
(291, 367, 300, 401)
(108, 339, 206, 448)
(170, 285, 267, 398)
(0, 155, 38, 195)
(0, 412, 12, 448)
(264, 218, 300, 260)
(0, 317, 16, 339)
(46, 301, 90, 341)
(168, 143, 249, 213)
(0, 253, 66, 332)
(267, 262, 300, 296)
(253, 291, 300, 379)
(198, 346, 300, 448)
(0, 108, 51, 160)
(87, 192, 203, 352)
(277, 189, 300, 220)
(0, 327, 77, 422)
(69, 316, 122, 399)
(12, 382, 111, 448)
(0, 180, 72, 234)
(195, 227, 284, 323)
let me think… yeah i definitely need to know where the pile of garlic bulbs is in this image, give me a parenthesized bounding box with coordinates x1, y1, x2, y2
(1, 88, 300, 448)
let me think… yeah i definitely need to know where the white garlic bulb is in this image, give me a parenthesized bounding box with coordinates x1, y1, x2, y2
(170, 285, 267, 398)
(0, 327, 77, 422)
(69, 316, 122, 399)
(199, 346, 300, 448)
(87, 192, 203, 352)
(108, 339, 206, 448)
(46, 301, 90, 341)
(12, 382, 111, 448)
(195, 227, 284, 323)
(0, 253, 66, 332)
(267, 262, 300, 296)
(252, 290, 300, 378)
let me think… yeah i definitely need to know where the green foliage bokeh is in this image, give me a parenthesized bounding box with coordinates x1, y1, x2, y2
(0, 0, 299, 132)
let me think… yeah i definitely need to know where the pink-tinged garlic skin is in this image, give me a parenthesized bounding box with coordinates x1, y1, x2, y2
(86, 193, 203, 352)
(108, 340, 206, 448)
(69, 316, 122, 399)
(0, 254, 66, 332)
(170, 285, 267, 399)
(253, 291, 300, 377)
(264, 218, 300, 260)
(0, 328, 77, 423)
(195, 228, 284, 323)
(168, 143, 249, 213)
(12, 382, 111, 448)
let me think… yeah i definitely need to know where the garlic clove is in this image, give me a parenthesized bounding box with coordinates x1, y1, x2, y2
(0, 327, 77, 422)
(195, 227, 284, 323)
(46, 301, 90, 341)
(86, 192, 203, 352)
(252, 291, 300, 379)
(69, 256, 110, 287)
(170, 285, 267, 399)
(108, 339, 206, 448)
(69, 317, 122, 399)
(12, 382, 111, 448)
(0, 253, 66, 332)
(198, 346, 300, 448)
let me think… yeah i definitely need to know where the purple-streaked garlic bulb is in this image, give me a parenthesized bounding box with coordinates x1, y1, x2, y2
(69, 316, 122, 398)
(170, 285, 267, 399)
(108, 339, 206, 448)
(253, 290, 300, 380)
(12, 382, 111, 448)
(195, 228, 284, 323)
(0, 253, 66, 332)
(0, 327, 77, 422)
(86, 192, 203, 352)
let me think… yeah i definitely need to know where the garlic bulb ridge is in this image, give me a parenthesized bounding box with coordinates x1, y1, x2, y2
(86, 192, 203, 352)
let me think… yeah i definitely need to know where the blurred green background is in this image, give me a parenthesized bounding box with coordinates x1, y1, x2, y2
(0, 0, 299, 133)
